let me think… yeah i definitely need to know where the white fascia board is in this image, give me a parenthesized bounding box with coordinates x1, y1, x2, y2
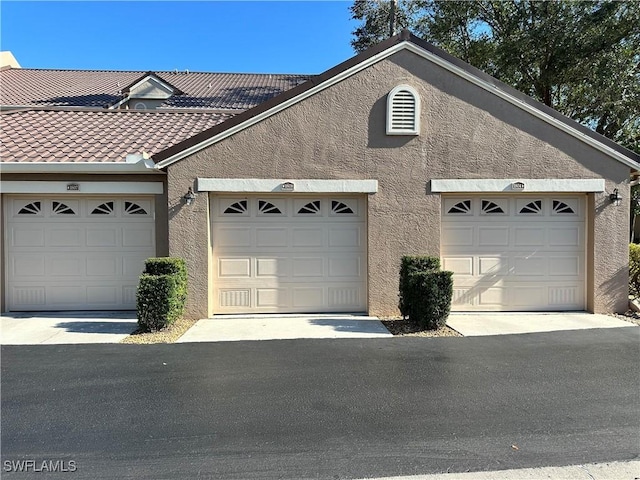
(0, 181, 163, 194)
(197, 178, 378, 193)
(431, 178, 606, 193)
(0, 161, 161, 174)
(156, 41, 639, 171)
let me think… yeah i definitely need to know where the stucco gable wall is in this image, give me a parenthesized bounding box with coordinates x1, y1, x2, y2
(167, 49, 630, 317)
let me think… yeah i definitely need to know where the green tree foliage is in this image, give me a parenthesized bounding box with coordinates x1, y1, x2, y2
(350, 0, 639, 153)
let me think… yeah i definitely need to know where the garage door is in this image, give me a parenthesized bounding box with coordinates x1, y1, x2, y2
(441, 196, 585, 311)
(211, 196, 367, 313)
(5, 196, 155, 311)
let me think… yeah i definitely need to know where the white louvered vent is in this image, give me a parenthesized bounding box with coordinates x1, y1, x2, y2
(386, 85, 420, 135)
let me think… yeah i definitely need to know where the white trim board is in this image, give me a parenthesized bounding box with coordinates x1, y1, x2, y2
(431, 179, 605, 193)
(1, 161, 159, 174)
(155, 41, 639, 171)
(0, 181, 164, 194)
(197, 178, 378, 193)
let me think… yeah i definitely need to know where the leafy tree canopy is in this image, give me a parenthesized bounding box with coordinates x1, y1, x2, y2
(351, 0, 639, 153)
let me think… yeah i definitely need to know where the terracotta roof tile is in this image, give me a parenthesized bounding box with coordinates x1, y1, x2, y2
(0, 68, 311, 110)
(1, 108, 233, 162)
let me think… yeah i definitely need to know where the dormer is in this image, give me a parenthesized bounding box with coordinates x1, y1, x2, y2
(110, 72, 182, 110)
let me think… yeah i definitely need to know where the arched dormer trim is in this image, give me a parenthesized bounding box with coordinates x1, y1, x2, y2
(386, 84, 420, 135)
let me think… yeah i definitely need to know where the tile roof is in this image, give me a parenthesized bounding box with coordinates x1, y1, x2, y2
(1, 108, 233, 162)
(0, 69, 311, 110)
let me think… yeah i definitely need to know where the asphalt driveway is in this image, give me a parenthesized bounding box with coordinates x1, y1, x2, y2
(2, 328, 638, 479)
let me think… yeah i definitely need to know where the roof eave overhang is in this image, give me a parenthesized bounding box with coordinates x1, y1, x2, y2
(154, 40, 640, 172)
(1, 160, 162, 174)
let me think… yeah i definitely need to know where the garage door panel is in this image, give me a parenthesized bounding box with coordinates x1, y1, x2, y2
(328, 226, 361, 248)
(48, 228, 83, 247)
(549, 256, 580, 276)
(86, 257, 119, 276)
(49, 256, 83, 276)
(442, 257, 474, 275)
(512, 256, 546, 276)
(256, 228, 288, 247)
(329, 286, 361, 308)
(442, 196, 585, 311)
(214, 227, 252, 248)
(549, 286, 579, 305)
(293, 257, 325, 277)
(477, 287, 507, 306)
(478, 227, 509, 246)
(256, 288, 289, 308)
(11, 255, 46, 277)
(5, 197, 155, 311)
(11, 287, 46, 308)
(212, 196, 366, 313)
(328, 256, 361, 278)
(442, 226, 474, 246)
(12, 227, 45, 247)
(219, 258, 251, 277)
(255, 258, 289, 277)
(292, 228, 324, 247)
(514, 227, 545, 246)
(548, 227, 580, 246)
(478, 257, 506, 275)
(86, 286, 118, 306)
(292, 287, 324, 308)
(511, 286, 546, 307)
(122, 227, 154, 248)
(86, 228, 119, 247)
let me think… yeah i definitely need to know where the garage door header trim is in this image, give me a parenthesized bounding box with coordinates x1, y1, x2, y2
(197, 178, 378, 193)
(431, 179, 605, 193)
(1, 181, 164, 194)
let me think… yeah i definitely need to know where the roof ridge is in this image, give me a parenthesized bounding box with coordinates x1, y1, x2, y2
(3, 67, 312, 76)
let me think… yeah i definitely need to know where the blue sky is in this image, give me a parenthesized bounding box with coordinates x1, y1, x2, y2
(0, 1, 359, 73)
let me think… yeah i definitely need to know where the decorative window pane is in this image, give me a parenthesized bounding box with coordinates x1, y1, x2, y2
(552, 200, 575, 214)
(387, 84, 420, 135)
(52, 201, 76, 215)
(447, 200, 471, 214)
(91, 202, 114, 215)
(481, 200, 505, 214)
(298, 200, 321, 215)
(519, 200, 542, 214)
(258, 200, 282, 215)
(331, 200, 354, 215)
(223, 200, 248, 214)
(18, 201, 41, 215)
(124, 201, 148, 215)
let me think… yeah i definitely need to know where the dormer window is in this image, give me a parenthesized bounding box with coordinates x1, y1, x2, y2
(386, 84, 420, 135)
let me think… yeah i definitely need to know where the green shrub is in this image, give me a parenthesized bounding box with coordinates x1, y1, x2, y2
(630, 244, 640, 299)
(136, 257, 187, 332)
(399, 255, 441, 317)
(405, 270, 454, 330)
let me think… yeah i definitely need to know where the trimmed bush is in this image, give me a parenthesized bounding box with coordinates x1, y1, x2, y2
(630, 243, 640, 299)
(399, 255, 442, 317)
(405, 270, 454, 330)
(136, 257, 187, 332)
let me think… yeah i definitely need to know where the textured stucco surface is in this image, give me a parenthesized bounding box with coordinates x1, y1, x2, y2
(1, 174, 169, 312)
(166, 49, 631, 318)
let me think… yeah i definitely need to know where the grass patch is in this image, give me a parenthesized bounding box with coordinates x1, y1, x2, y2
(120, 316, 198, 344)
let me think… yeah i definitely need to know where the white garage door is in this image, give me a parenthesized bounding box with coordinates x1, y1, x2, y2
(5, 196, 155, 311)
(211, 195, 367, 314)
(441, 196, 585, 311)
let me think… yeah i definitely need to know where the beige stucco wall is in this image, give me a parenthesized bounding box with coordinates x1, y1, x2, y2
(167, 49, 631, 318)
(0, 174, 169, 312)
